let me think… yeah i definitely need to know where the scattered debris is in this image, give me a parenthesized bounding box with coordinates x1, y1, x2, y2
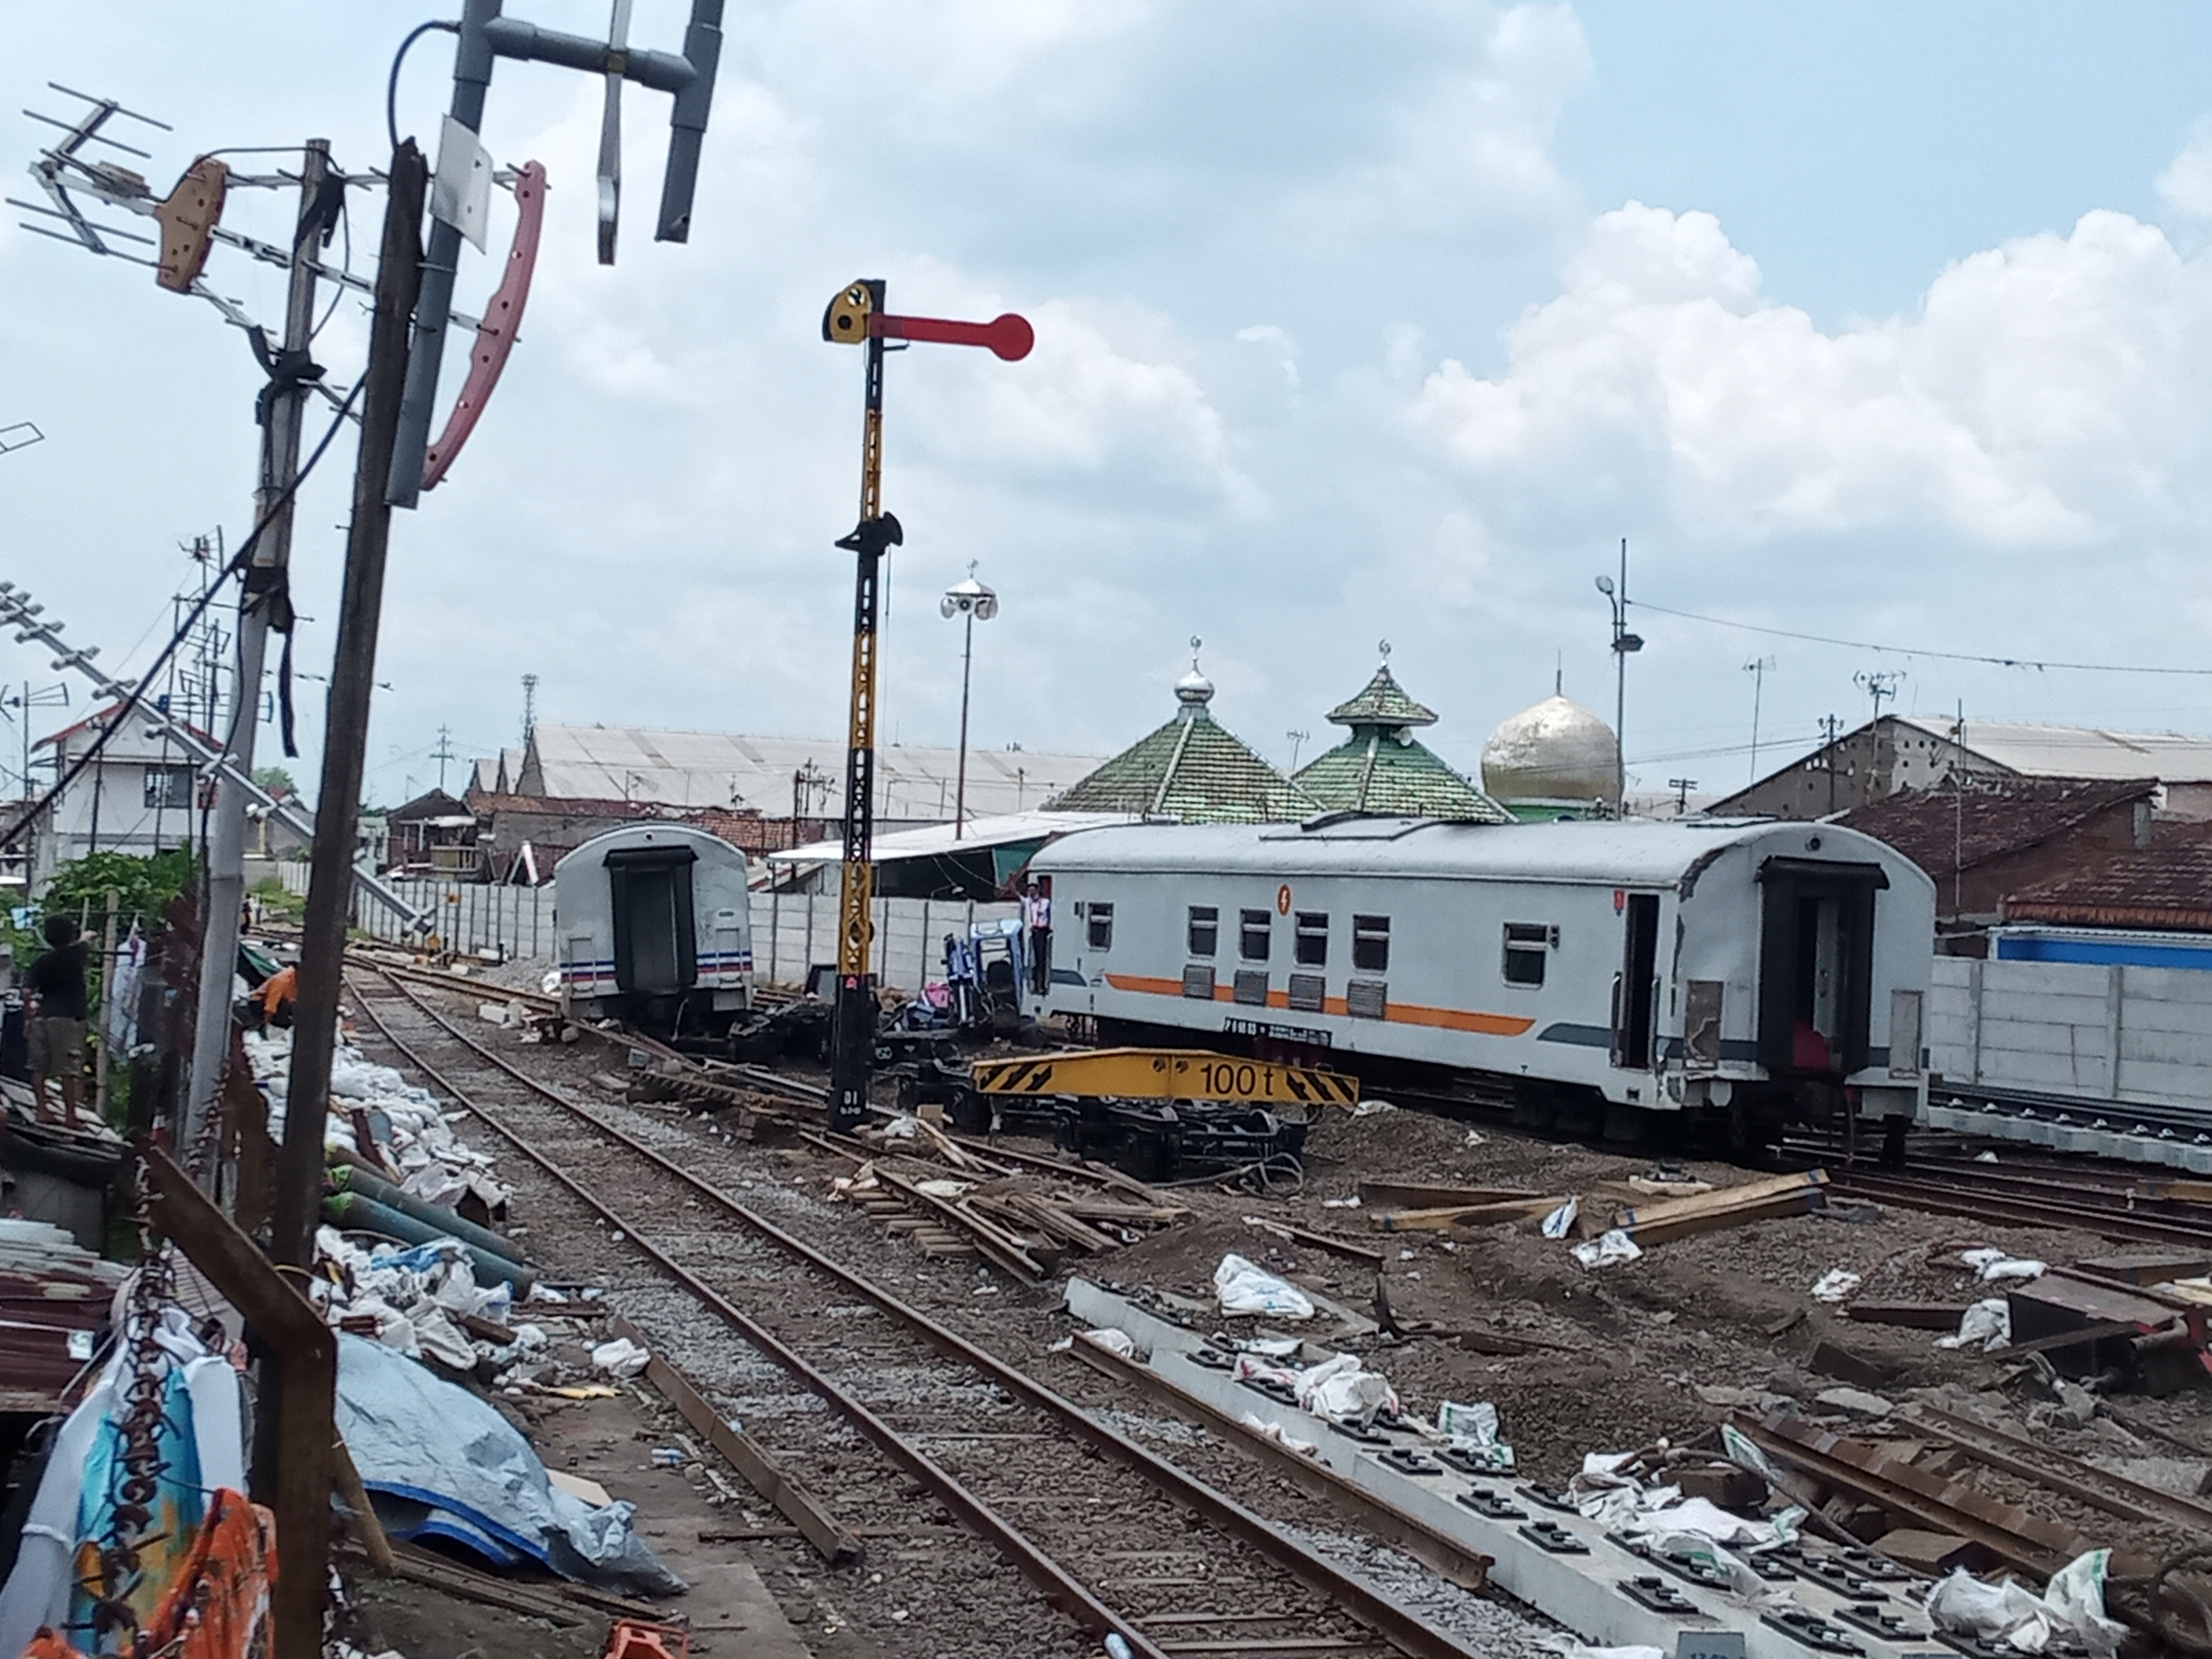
(1215, 1253, 1315, 1319)
(1810, 1268, 1862, 1303)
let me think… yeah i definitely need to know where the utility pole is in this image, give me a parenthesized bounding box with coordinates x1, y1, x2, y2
(430, 723, 457, 792)
(184, 140, 331, 1166)
(1668, 777, 1697, 817)
(1593, 537, 1641, 817)
(274, 142, 427, 1273)
(820, 281, 1031, 1130)
(2, 682, 70, 798)
(1821, 713, 1842, 815)
(1743, 655, 1775, 783)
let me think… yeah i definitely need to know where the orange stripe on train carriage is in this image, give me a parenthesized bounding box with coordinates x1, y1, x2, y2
(1099, 973, 1534, 1039)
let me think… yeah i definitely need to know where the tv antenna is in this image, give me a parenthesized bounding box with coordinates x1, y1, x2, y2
(1854, 669, 1904, 722)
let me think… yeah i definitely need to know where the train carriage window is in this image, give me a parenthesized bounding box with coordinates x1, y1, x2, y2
(1187, 905, 1218, 957)
(1240, 909, 1271, 961)
(1352, 914, 1390, 973)
(1502, 923, 1549, 987)
(1086, 902, 1114, 951)
(1294, 912, 1329, 966)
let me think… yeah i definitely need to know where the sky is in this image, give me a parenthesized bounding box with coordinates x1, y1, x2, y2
(6, 2, 2212, 809)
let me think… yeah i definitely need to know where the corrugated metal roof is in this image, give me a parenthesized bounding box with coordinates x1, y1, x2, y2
(1294, 733, 1514, 821)
(1895, 717, 2212, 781)
(1032, 814, 1928, 888)
(1046, 706, 1317, 823)
(519, 724, 1105, 821)
(770, 808, 1135, 866)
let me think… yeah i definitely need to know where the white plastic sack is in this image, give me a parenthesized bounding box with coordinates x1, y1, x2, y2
(1437, 1405, 1514, 1471)
(1936, 1298, 2012, 1351)
(590, 1336, 651, 1378)
(2044, 1550, 2127, 1658)
(1079, 1328, 1135, 1358)
(1540, 1197, 1580, 1239)
(1214, 1254, 1315, 1319)
(1240, 1412, 1318, 1456)
(1294, 1352, 1399, 1427)
(1925, 1569, 2055, 1651)
(1811, 1268, 1862, 1303)
(1572, 1229, 1642, 1269)
(1961, 1247, 2047, 1284)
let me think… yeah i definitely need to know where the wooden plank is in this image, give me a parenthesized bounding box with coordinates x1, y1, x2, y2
(1355, 1181, 1539, 1210)
(1626, 1188, 1824, 1246)
(1613, 1170, 1827, 1231)
(1372, 1197, 1561, 1233)
(875, 1164, 1051, 1280)
(1244, 1216, 1386, 1265)
(607, 1313, 863, 1565)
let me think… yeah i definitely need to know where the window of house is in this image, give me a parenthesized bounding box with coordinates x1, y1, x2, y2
(1187, 905, 1218, 957)
(1294, 912, 1328, 967)
(1086, 902, 1113, 951)
(1240, 908, 1271, 961)
(143, 764, 194, 810)
(1351, 914, 1390, 972)
(1502, 922, 1550, 987)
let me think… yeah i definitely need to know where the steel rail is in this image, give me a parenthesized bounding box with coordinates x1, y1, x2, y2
(342, 968, 1169, 1659)
(1825, 1168, 2212, 1247)
(350, 966, 1481, 1659)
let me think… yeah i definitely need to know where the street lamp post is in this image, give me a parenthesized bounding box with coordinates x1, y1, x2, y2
(939, 563, 998, 840)
(1593, 537, 1641, 817)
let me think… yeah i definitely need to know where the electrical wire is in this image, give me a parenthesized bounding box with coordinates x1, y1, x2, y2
(0, 377, 365, 855)
(308, 187, 352, 344)
(1629, 597, 2212, 677)
(387, 20, 462, 155)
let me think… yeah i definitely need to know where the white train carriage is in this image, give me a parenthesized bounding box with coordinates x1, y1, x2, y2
(553, 823, 754, 1035)
(1024, 815, 1935, 1133)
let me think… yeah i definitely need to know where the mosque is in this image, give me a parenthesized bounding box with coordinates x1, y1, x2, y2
(1045, 647, 1618, 825)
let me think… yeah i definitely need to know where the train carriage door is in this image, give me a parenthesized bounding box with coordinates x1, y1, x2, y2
(606, 845, 698, 996)
(1755, 857, 1885, 1074)
(1611, 893, 1660, 1069)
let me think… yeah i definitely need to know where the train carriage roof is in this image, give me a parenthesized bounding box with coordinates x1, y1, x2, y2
(1027, 814, 1927, 889)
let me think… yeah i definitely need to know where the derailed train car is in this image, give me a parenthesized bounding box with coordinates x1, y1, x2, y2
(1023, 815, 1935, 1141)
(554, 823, 754, 1037)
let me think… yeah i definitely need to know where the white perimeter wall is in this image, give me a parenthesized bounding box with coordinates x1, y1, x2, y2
(1929, 956, 2212, 1109)
(300, 862, 1017, 993)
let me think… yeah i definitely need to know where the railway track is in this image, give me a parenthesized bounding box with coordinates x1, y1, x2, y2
(1784, 1137, 2212, 1246)
(344, 964, 1488, 1659)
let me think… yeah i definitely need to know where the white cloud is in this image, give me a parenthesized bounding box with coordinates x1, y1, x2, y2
(2157, 122, 2212, 220)
(1410, 197, 2212, 548)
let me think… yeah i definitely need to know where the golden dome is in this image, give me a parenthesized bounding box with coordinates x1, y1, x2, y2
(1480, 693, 1616, 805)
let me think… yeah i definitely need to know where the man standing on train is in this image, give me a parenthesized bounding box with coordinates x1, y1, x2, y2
(1023, 878, 1052, 996)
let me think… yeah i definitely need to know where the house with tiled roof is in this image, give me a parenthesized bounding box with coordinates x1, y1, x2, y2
(1292, 659, 1513, 823)
(1836, 775, 2160, 949)
(1045, 653, 1316, 824)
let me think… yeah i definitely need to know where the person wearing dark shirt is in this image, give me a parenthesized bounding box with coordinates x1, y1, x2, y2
(26, 915, 89, 1129)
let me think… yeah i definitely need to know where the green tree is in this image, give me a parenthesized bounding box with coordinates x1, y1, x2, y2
(252, 764, 298, 798)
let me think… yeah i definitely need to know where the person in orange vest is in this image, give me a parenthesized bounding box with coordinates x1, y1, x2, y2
(258, 964, 298, 1029)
